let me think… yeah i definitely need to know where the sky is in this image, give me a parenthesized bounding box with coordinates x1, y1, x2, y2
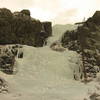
(0, 0, 100, 25)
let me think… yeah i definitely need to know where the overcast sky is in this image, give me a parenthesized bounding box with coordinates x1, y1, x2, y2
(0, 0, 100, 24)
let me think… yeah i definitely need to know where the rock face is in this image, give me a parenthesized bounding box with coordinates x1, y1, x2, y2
(34, 21, 52, 47)
(42, 22, 52, 37)
(0, 77, 8, 93)
(92, 11, 100, 25)
(0, 8, 52, 47)
(50, 41, 66, 52)
(0, 45, 23, 74)
(0, 53, 15, 74)
(61, 11, 100, 79)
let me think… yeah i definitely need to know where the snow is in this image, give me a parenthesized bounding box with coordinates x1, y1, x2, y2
(0, 26, 99, 100)
(0, 45, 99, 100)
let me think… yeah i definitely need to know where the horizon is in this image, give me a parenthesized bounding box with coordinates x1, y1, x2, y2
(0, 0, 100, 25)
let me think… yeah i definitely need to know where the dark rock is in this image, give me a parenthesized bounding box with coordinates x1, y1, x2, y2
(18, 51, 23, 58)
(42, 21, 52, 36)
(0, 8, 52, 47)
(50, 41, 66, 52)
(61, 11, 100, 79)
(20, 9, 30, 16)
(0, 77, 8, 93)
(0, 8, 13, 22)
(10, 45, 23, 57)
(0, 45, 22, 74)
(0, 54, 15, 74)
(7, 45, 24, 58)
(92, 11, 100, 25)
(11, 48, 18, 56)
(90, 92, 100, 100)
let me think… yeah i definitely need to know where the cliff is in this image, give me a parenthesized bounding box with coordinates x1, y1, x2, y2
(0, 8, 52, 47)
(61, 11, 100, 79)
(61, 11, 100, 53)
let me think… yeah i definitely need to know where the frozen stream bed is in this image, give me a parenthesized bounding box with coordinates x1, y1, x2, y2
(0, 45, 99, 100)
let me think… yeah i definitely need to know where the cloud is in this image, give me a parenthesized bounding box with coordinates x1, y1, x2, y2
(29, 7, 56, 21)
(33, 0, 61, 13)
(53, 8, 78, 24)
(0, 0, 34, 11)
(0, 0, 100, 24)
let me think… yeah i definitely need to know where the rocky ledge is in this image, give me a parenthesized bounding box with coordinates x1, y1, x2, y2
(0, 8, 52, 47)
(0, 44, 23, 74)
(61, 11, 100, 80)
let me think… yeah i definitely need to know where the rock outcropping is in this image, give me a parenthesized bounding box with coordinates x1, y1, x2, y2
(0, 8, 52, 47)
(0, 77, 8, 93)
(61, 11, 100, 80)
(0, 45, 23, 74)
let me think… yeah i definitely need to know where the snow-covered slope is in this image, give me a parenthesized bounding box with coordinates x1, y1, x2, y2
(0, 45, 99, 100)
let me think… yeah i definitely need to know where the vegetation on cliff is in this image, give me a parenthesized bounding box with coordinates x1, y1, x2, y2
(0, 8, 52, 47)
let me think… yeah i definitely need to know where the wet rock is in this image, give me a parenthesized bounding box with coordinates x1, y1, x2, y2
(92, 11, 100, 25)
(20, 9, 30, 16)
(0, 54, 15, 74)
(0, 45, 23, 74)
(50, 41, 66, 52)
(10, 45, 23, 58)
(18, 51, 23, 58)
(90, 93, 100, 100)
(0, 77, 8, 93)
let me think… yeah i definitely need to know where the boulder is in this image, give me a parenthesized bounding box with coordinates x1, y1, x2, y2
(0, 45, 23, 74)
(50, 41, 66, 52)
(0, 77, 8, 93)
(90, 92, 100, 100)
